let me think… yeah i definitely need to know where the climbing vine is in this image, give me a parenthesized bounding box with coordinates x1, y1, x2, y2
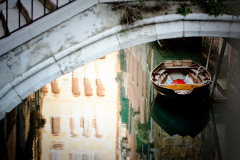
(176, 4, 192, 16)
(111, 0, 239, 26)
(111, 1, 169, 26)
(207, 0, 230, 17)
(134, 122, 149, 144)
(199, 0, 239, 17)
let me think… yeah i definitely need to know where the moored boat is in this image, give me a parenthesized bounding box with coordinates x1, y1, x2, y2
(151, 60, 211, 100)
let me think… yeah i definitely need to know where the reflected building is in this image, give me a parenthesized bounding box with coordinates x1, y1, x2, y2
(0, 107, 17, 160)
(119, 45, 151, 160)
(0, 98, 42, 160)
(40, 52, 120, 160)
(119, 42, 202, 160)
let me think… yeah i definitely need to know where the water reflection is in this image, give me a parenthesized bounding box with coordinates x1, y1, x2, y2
(1, 38, 212, 160)
(118, 41, 205, 160)
(40, 53, 118, 160)
(151, 94, 210, 138)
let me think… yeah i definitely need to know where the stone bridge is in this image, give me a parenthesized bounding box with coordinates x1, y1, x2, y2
(0, 0, 240, 119)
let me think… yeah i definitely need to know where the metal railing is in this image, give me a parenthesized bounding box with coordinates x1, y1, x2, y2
(0, 0, 76, 39)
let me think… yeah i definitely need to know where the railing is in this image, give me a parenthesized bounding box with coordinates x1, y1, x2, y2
(0, 0, 76, 39)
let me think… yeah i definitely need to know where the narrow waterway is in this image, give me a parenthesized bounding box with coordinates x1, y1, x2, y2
(0, 38, 228, 160)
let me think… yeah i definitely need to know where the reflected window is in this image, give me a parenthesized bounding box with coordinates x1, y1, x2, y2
(96, 79, 105, 97)
(82, 118, 90, 138)
(70, 153, 82, 160)
(51, 117, 60, 136)
(69, 152, 104, 160)
(94, 153, 104, 160)
(70, 117, 84, 138)
(42, 85, 48, 96)
(49, 152, 60, 160)
(72, 77, 80, 97)
(70, 117, 79, 138)
(92, 118, 96, 129)
(95, 123, 103, 139)
(94, 119, 103, 139)
(80, 117, 84, 128)
(99, 56, 106, 59)
(84, 78, 93, 96)
(51, 80, 60, 94)
(83, 154, 89, 160)
(94, 154, 99, 160)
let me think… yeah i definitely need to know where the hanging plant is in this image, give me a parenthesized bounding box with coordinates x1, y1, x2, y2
(176, 4, 192, 16)
(207, 0, 230, 17)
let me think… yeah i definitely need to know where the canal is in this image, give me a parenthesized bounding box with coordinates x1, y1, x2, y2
(0, 37, 237, 160)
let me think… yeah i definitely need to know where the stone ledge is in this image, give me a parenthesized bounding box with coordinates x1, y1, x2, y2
(56, 35, 120, 74)
(229, 23, 240, 39)
(0, 83, 13, 98)
(10, 57, 56, 87)
(199, 21, 231, 38)
(0, 88, 22, 120)
(184, 13, 233, 22)
(156, 21, 184, 39)
(13, 62, 62, 100)
(0, 58, 62, 121)
(117, 25, 157, 49)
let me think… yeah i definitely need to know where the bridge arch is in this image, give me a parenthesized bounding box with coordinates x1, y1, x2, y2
(0, 11, 240, 119)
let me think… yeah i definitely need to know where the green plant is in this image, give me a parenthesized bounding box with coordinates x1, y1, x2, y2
(207, 0, 230, 17)
(112, 2, 168, 26)
(134, 122, 149, 143)
(140, 1, 145, 5)
(176, 4, 192, 16)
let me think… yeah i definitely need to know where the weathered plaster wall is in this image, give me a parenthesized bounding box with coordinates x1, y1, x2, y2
(0, 1, 240, 120)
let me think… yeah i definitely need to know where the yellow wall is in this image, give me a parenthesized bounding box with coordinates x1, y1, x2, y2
(40, 52, 119, 160)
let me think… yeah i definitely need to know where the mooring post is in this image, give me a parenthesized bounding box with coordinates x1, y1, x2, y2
(208, 123, 214, 160)
(209, 39, 227, 160)
(206, 37, 213, 70)
(210, 40, 227, 97)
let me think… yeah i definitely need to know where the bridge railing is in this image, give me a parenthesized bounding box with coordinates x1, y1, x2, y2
(0, 0, 76, 39)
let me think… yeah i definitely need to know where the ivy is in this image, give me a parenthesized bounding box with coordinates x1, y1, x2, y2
(140, 1, 145, 5)
(134, 122, 149, 144)
(112, 1, 169, 26)
(207, 0, 230, 17)
(176, 4, 192, 16)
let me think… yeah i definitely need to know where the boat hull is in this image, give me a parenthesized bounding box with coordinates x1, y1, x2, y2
(152, 81, 209, 101)
(151, 60, 211, 102)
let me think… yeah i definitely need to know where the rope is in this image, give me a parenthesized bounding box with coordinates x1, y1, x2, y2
(196, 66, 213, 85)
(196, 66, 206, 77)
